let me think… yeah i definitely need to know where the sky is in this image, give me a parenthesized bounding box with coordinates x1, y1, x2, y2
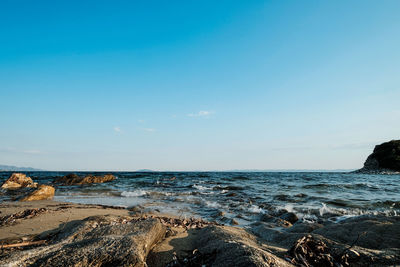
(0, 1, 399, 171)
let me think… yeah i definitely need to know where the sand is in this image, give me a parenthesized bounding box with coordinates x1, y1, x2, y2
(0, 200, 129, 241)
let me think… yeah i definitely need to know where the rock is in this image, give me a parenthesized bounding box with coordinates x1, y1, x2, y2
(54, 173, 116, 185)
(250, 215, 400, 266)
(312, 215, 400, 250)
(210, 210, 225, 218)
(356, 140, 400, 173)
(1, 173, 37, 189)
(0, 215, 166, 267)
(231, 219, 239, 225)
(195, 225, 294, 267)
(279, 212, 299, 224)
(260, 214, 293, 228)
(20, 185, 55, 201)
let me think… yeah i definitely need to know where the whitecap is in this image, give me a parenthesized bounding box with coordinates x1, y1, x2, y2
(248, 205, 265, 214)
(121, 190, 147, 197)
(193, 184, 212, 191)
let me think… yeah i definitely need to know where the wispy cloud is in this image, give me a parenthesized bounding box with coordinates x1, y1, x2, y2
(187, 110, 214, 117)
(113, 126, 122, 133)
(142, 128, 156, 132)
(138, 120, 145, 123)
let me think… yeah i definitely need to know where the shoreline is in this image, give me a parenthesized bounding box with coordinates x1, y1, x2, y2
(1, 200, 399, 266)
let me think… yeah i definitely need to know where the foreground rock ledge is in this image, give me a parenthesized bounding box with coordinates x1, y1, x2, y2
(0, 215, 166, 267)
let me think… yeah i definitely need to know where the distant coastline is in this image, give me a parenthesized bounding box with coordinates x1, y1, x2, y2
(0, 164, 44, 172)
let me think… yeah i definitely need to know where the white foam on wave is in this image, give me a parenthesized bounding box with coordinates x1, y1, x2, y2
(248, 205, 265, 214)
(205, 200, 221, 208)
(121, 190, 147, 197)
(193, 184, 212, 191)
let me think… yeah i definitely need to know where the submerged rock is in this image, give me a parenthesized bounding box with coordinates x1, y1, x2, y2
(1, 173, 37, 189)
(20, 185, 55, 201)
(1, 215, 166, 267)
(279, 212, 298, 224)
(356, 140, 400, 173)
(54, 173, 116, 185)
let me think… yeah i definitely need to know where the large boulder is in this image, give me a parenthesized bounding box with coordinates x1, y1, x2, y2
(0, 215, 166, 267)
(1, 173, 37, 189)
(194, 225, 294, 267)
(360, 140, 400, 172)
(54, 173, 115, 185)
(20, 185, 55, 201)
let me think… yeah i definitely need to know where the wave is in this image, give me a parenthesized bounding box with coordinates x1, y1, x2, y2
(121, 190, 147, 197)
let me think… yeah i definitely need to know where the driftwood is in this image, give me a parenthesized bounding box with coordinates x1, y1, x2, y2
(0, 240, 46, 249)
(287, 235, 338, 267)
(139, 215, 221, 230)
(286, 234, 366, 267)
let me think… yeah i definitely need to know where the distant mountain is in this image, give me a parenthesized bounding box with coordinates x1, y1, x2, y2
(135, 169, 156, 172)
(222, 169, 355, 172)
(0, 164, 44, 171)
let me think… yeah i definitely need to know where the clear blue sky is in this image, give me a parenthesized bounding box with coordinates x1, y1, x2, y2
(1, 1, 399, 171)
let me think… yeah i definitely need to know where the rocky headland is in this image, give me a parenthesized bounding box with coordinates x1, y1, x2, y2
(355, 140, 400, 174)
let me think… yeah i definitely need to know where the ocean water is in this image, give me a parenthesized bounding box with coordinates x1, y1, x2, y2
(1, 172, 399, 225)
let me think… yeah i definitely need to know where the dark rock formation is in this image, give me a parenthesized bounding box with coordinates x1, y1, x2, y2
(54, 174, 116, 185)
(250, 215, 400, 266)
(0, 215, 166, 266)
(1, 173, 37, 189)
(279, 212, 299, 224)
(356, 140, 400, 173)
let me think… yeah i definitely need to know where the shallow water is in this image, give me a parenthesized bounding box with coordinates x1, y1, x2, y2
(1, 171, 399, 225)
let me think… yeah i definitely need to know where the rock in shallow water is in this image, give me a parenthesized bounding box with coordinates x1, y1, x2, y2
(1, 215, 166, 267)
(20, 185, 55, 201)
(1, 173, 37, 189)
(54, 173, 116, 185)
(279, 212, 298, 224)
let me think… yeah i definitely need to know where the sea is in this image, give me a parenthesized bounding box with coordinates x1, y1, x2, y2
(1, 171, 399, 225)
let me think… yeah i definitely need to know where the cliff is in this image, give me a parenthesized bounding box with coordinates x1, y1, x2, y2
(356, 140, 400, 173)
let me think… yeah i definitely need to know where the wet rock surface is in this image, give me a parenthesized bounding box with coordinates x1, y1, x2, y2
(54, 173, 116, 185)
(1, 173, 37, 189)
(0, 215, 166, 267)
